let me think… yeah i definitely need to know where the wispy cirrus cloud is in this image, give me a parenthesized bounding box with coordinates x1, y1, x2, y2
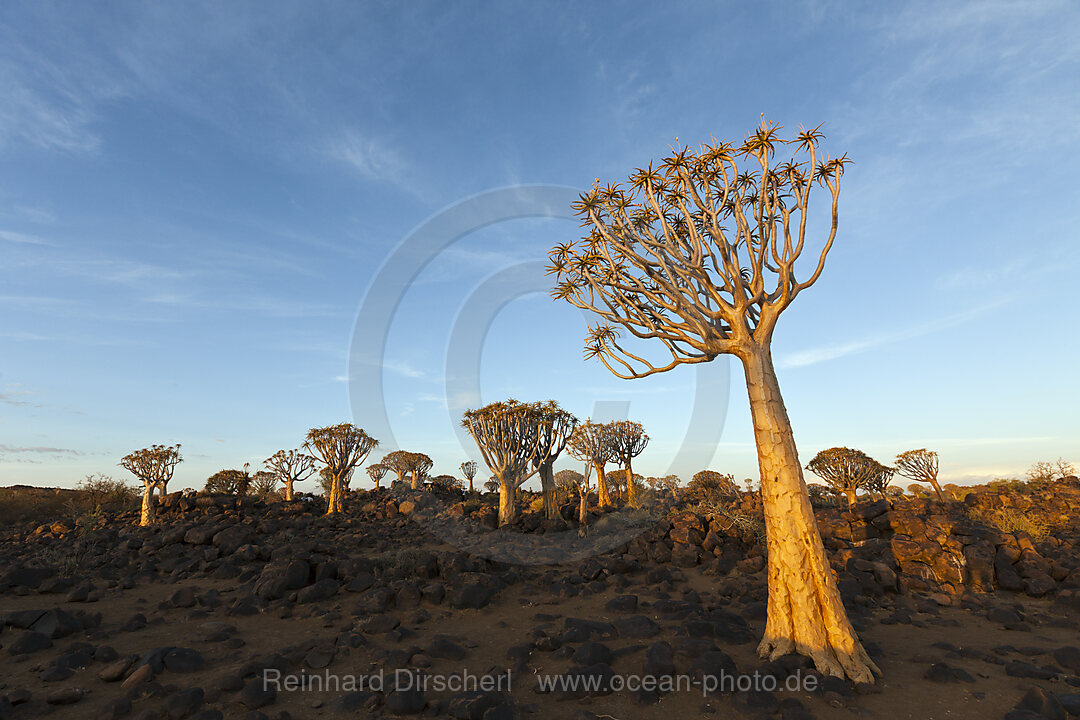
(778, 298, 1009, 369)
(0, 229, 53, 245)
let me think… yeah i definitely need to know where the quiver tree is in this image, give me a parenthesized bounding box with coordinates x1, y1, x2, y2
(566, 421, 617, 508)
(366, 463, 388, 489)
(863, 463, 895, 500)
(460, 461, 478, 493)
(547, 121, 878, 682)
(380, 450, 431, 489)
(894, 449, 942, 501)
(406, 452, 433, 490)
(120, 443, 182, 526)
(304, 423, 378, 514)
(461, 399, 551, 526)
(805, 448, 883, 508)
(380, 450, 413, 487)
(205, 469, 250, 496)
(530, 402, 578, 519)
(554, 468, 584, 505)
(608, 420, 649, 508)
(264, 449, 316, 502)
(250, 471, 279, 498)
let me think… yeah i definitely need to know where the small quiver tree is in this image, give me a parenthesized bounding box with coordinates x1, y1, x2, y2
(366, 463, 388, 489)
(805, 448, 881, 508)
(250, 471, 279, 499)
(894, 449, 943, 501)
(608, 420, 649, 508)
(462, 399, 551, 526)
(460, 461, 478, 493)
(264, 449, 316, 502)
(406, 452, 434, 490)
(120, 443, 182, 526)
(530, 402, 578, 520)
(304, 423, 378, 515)
(566, 421, 617, 508)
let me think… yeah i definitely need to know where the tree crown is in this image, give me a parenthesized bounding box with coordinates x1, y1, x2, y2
(548, 119, 849, 378)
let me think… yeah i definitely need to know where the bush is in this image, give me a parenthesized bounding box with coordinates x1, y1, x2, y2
(205, 469, 251, 495)
(428, 474, 462, 493)
(687, 470, 738, 502)
(966, 505, 1051, 542)
(77, 473, 140, 511)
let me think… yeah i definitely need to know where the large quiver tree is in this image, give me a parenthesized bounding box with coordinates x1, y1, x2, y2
(547, 120, 877, 682)
(120, 443, 182, 526)
(304, 423, 377, 514)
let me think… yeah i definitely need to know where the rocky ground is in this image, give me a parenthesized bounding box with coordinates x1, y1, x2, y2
(2, 485, 1080, 719)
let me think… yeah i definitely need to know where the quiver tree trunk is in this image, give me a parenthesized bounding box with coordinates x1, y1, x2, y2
(742, 346, 880, 683)
(578, 476, 589, 536)
(498, 473, 517, 526)
(285, 480, 295, 502)
(928, 479, 944, 501)
(624, 465, 637, 508)
(844, 489, 857, 507)
(594, 463, 610, 508)
(327, 476, 344, 514)
(538, 461, 558, 520)
(139, 482, 156, 526)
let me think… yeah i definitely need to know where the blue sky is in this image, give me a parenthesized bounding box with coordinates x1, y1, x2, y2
(1, 1, 1077, 491)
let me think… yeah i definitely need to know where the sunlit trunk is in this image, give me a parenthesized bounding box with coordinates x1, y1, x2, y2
(928, 478, 944, 501)
(139, 482, 155, 526)
(285, 480, 295, 502)
(594, 462, 610, 508)
(498, 473, 517, 526)
(844, 489, 857, 507)
(743, 346, 879, 683)
(327, 475, 344, 514)
(624, 463, 637, 508)
(411, 472, 421, 490)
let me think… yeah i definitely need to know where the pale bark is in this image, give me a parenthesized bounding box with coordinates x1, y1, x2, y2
(139, 482, 155, 526)
(844, 489, 856, 507)
(411, 473, 421, 490)
(743, 346, 880, 683)
(498, 474, 517, 526)
(538, 461, 557, 520)
(285, 480, 295, 501)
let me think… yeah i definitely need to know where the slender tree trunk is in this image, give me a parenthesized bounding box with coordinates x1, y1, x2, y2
(594, 463, 610, 508)
(624, 463, 637, 508)
(578, 476, 589, 536)
(285, 479, 295, 502)
(539, 461, 557, 519)
(468, 477, 474, 493)
(928, 477, 944, 501)
(498, 473, 517, 526)
(139, 481, 155, 526)
(327, 475, 343, 514)
(411, 472, 420, 490)
(742, 346, 879, 683)
(844, 489, 857, 507)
